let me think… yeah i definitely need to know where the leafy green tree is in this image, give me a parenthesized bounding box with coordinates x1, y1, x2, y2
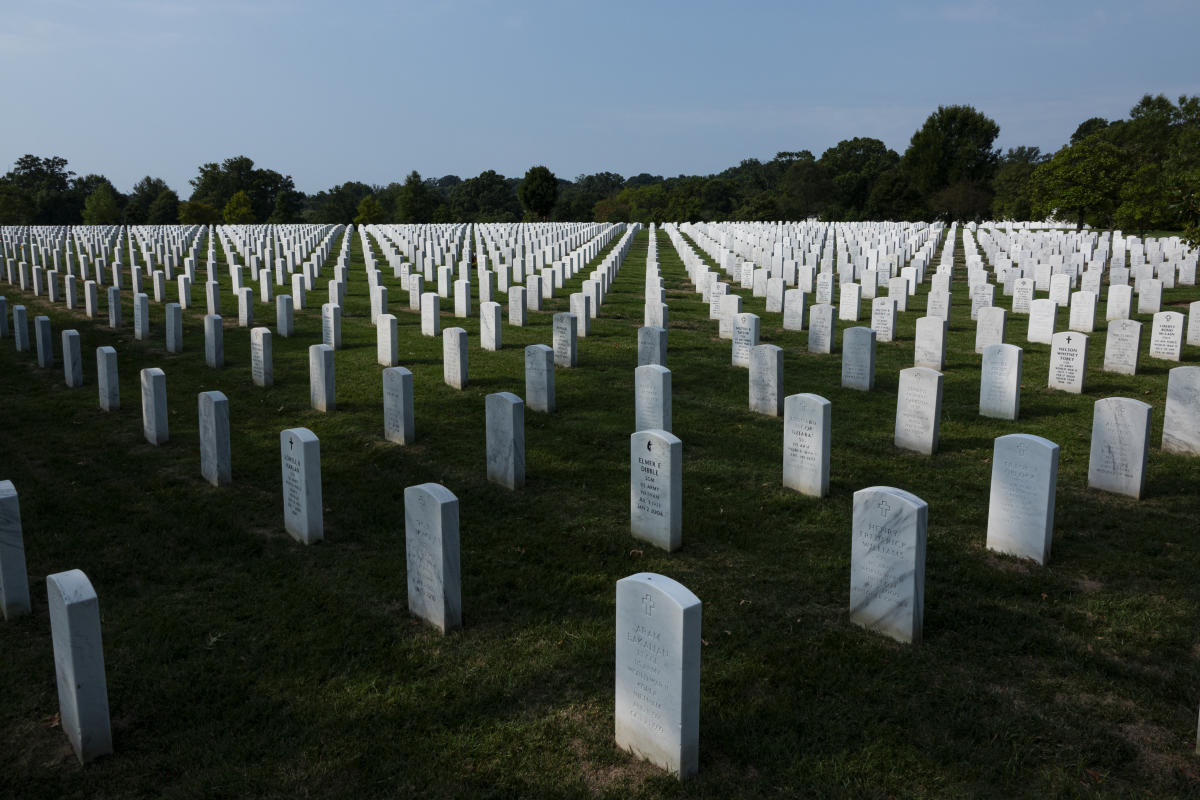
(394, 171, 438, 223)
(354, 194, 386, 224)
(305, 182, 374, 222)
(190, 156, 301, 222)
(450, 170, 520, 222)
(865, 167, 925, 220)
(1030, 135, 1126, 230)
(0, 154, 76, 223)
(818, 138, 898, 219)
(124, 176, 171, 224)
(82, 182, 122, 224)
(1070, 117, 1110, 144)
(147, 189, 180, 224)
(223, 190, 256, 224)
(178, 201, 221, 225)
(518, 165, 558, 221)
(902, 105, 1000, 219)
(991, 147, 1046, 220)
(268, 188, 305, 223)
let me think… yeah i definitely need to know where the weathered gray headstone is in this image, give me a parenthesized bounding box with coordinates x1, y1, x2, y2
(443, 327, 468, 389)
(630, 429, 683, 552)
(480, 301, 501, 351)
(1027, 299, 1056, 345)
(204, 314, 223, 368)
(165, 302, 182, 353)
(133, 292, 150, 340)
(280, 427, 322, 544)
(524, 345, 555, 413)
(913, 316, 947, 371)
(34, 315, 53, 367)
(198, 391, 231, 486)
(383, 367, 415, 444)
(731, 312, 759, 367)
(808, 304, 835, 353)
(97, 346, 119, 411)
(1162, 366, 1200, 455)
(140, 367, 168, 445)
(635, 364, 672, 432)
(969, 307, 1008, 352)
(1047, 331, 1088, 394)
(12, 304, 29, 350)
(309, 344, 335, 412)
(47, 569, 112, 763)
(0, 481, 30, 619)
(1087, 397, 1152, 499)
(841, 326, 876, 391)
(638, 326, 667, 367)
(251, 327, 273, 387)
(276, 294, 294, 337)
(404, 483, 462, 633)
(1149, 311, 1184, 362)
(979, 343, 1022, 420)
(782, 393, 830, 497)
(62, 330, 82, 387)
(553, 312, 577, 368)
(986, 434, 1059, 565)
(894, 367, 943, 455)
(614, 572, 701, 779)
(486, 392, 525, 489)
(850, 486, 927, 645)
(748, 344, 782, 416)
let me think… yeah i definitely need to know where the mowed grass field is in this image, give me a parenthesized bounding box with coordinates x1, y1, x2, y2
(1, 225, 1199, 798)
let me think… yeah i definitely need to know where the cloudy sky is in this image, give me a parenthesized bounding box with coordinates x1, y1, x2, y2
(1, 0, 1195, 194)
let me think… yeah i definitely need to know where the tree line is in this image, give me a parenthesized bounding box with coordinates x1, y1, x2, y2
(0, 95, 1195, 245)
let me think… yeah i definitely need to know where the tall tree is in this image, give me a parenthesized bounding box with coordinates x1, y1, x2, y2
(518, 165, 558, 221)
(1029, 135, 1126, 230)
(223, 190, 256, 224)
(124, 176, 172, 224)
(82, 182, 122, 225)
(354, 194, 386, 224)
(146, 188, 180, 225)
(991, 147, 1046, 220)
(190, 156, 301, 222)
(0, 154, 76, 223)
(394, 171, 438, 223)
(902, 105, 1000, 219)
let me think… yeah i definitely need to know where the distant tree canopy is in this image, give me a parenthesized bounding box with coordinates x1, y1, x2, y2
(1, 95, 1197, 233)
(518, 165, 558, 221)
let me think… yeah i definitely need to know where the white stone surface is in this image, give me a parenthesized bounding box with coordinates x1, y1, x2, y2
(850, 486, 927, 645)
(140, 367, 168, 445)
(870, 297, 896, 343)
(553, 312, 577, 368)
(841, 327, 875, 391)
(748, 344, 783, 416)
(1087, 397, 1152, 499)
(1106, 284, 1132, 321)
(782, 289, 806, 331)
(914, 316, 946, 371)
(614, 572, 701, 779)
(1149, 311, 1184, 361)
(524, 345, 555, 413)
(1162, 366, 1200, 455)
(0, 481, 30, 619)
(204, 314, 224, 368)
(280, 427, 322, 544)
(486, 392, 525, 489)
(62, 330, 82, 387)
(198, 390, 231, 486)
(309, 344, 335, 412)
(443, 327, 468, 389)
(47, 569, 112, 763)
(974, 309, 1003, 355)
(1103, 319, 1142, 376)
(638, 326, 667, 368)
(1027, 299, 1057, 345)
(251, 327, 273, 387)
(782, 393, 830, 497)
(421, 292, 441, 337)
(731, 312, 759, 367)
(480, 301, 501, 351)
(404, 483, 462, 633)
(1047, 331, 1088, 394)
(97, 346, 119, 411)
(979, 344, 1022, 420)
(377, 314, 398, 367)
(630, 429, 682, 552)
(986, 434, 1059, 565)
(383, 367, 415, 444)
(894, 367, 943, 455)
(635, 364, 672, 432)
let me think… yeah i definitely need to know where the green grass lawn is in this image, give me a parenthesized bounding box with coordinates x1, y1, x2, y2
(1, 225, 1199, 798)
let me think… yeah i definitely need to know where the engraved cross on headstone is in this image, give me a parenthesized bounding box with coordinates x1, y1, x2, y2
(642, 593, 654, 616)
(878, 500, 891, 517)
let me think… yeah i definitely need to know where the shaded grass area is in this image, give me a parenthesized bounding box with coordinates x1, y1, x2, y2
(1, 226, 1199, 798)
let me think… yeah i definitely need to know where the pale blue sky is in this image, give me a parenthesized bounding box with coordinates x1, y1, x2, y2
(1, 0, 1195, 194)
